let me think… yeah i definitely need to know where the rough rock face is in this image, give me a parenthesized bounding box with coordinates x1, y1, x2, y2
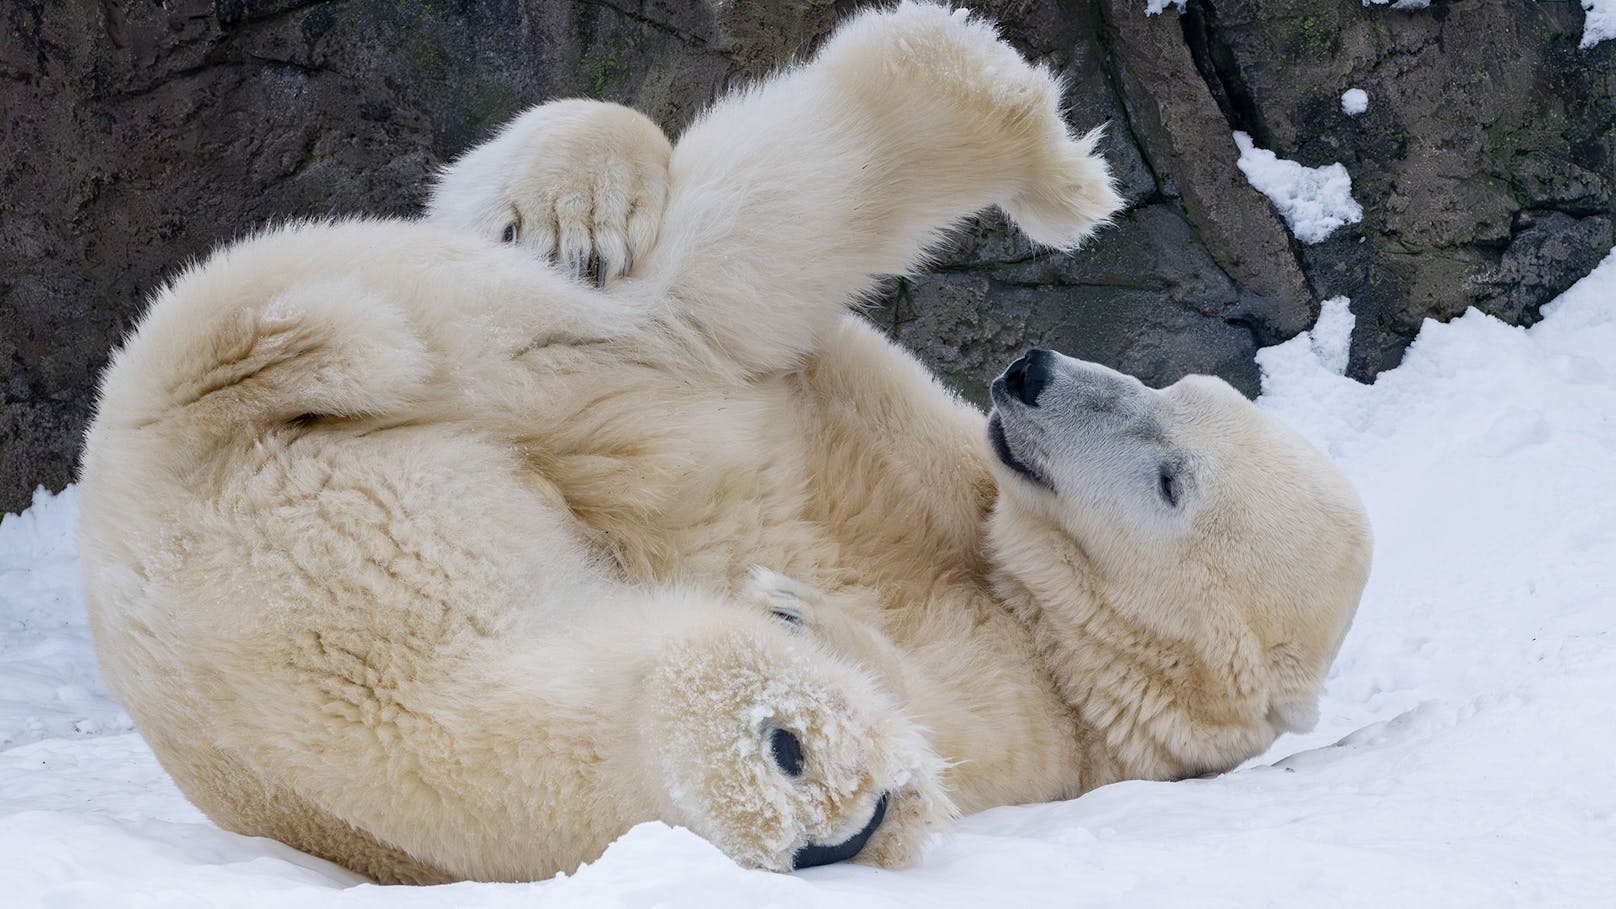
(2, 0, 1611, 514)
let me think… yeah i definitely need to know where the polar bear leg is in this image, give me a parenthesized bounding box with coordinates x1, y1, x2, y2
(202, 583, 946, 880)
(627, 1, 1123, 375)
(739, 566, 924, 707)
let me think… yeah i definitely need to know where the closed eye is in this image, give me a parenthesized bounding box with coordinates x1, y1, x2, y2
(1158, 468, 1180, 507)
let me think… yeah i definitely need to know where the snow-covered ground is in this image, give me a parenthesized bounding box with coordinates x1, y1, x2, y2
(4, 252, 1615, 906)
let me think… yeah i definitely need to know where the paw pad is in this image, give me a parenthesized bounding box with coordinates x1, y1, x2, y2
(791, 794, 889, 870)
(769, 727, 805, 777)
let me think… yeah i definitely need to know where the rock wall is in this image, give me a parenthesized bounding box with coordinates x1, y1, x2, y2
(2, 0, 1611, 514)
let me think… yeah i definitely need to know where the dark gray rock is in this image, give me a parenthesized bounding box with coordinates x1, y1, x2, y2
(1191, 0, 1616, 375)
(2, 0, 1612, 513)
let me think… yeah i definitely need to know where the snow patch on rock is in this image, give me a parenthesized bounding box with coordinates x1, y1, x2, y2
(1233, 131, 1364, 244)
(1341, 88, 1369, 116)
(1581, 0, 1616, 49)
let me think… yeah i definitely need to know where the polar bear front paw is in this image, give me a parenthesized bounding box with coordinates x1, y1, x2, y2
(645, 623, 951, 871)
(427, 99, 671, 286)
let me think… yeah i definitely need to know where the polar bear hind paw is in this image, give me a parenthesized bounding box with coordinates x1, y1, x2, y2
(645, 622, 951, 871)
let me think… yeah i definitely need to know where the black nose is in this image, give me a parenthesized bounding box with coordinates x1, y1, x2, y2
(791, 794, 889, 870)
(1003, 349, 1051, 407)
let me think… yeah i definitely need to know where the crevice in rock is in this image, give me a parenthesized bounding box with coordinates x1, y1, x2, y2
(576, 0, 710, 49)
(95, 0, 126, 50)
(1180, 0, 1263, 140)
(1089, 0, 1169, 201)
(1222, 314, 1265, 353)
(1179, 1, 1320, 336)
(216, 0, 340, 31)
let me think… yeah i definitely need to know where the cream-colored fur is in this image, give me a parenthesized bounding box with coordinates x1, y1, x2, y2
(81, 2, 1369, 886)
(425, 98, 671, 285)
(423, 2, 1372, 813)
(423, 3, 1372, 801)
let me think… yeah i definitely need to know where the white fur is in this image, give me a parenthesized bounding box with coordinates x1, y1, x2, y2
(425, 99, 671, 284)
(81, 2, 1367, 886)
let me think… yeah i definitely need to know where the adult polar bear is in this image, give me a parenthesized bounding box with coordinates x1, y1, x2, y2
(80, 2, 1371, 887)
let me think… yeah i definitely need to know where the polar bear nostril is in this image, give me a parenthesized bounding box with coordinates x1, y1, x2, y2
(1003, 354, 1030, 401)
(1003, 349, 1050, 407)
(769, 727, 805, 777)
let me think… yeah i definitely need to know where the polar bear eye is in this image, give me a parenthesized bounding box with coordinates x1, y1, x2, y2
(1158, 468, 1180, 508)
(500, 221, 519, 244)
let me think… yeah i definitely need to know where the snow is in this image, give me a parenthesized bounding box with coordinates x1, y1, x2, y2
(1581, 0, 1616, 48)
(1293, 296, 1354, 376)
(0, 485, 132, 750)
(1363, 0, 1432, 11)
(1143, 0, 1185, 16)
(1340, 88, 1369, 116)
(3, 252, 1616, 905)
(1234, 131, 1364, 244)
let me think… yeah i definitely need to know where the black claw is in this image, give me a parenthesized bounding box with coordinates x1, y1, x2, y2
(791, 794, 889, 870)
(769, 728, 805, 777)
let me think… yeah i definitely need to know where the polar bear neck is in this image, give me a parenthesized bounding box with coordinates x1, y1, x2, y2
(984, 502, 1281, 791)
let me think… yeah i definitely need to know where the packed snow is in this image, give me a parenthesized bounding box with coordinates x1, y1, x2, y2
(1234, 131, 1364, 244)
(3, 251, 1615, 905)
(1142, 0, 1185, 15)
(1340, 88, 1369, 116)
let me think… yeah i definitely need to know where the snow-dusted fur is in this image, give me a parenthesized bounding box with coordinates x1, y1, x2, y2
(79, 3, 1367, 886)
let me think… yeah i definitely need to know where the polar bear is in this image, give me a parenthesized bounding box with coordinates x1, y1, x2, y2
(424, 9, 1372, 804)
(79, 2, 1370, 887)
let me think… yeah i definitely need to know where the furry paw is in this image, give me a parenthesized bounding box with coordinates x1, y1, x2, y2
(645, 621, 952, 871)
(426, 99, 671, 286)
(821, 2, 1123, 249)
(1001, 123, 1124, 251)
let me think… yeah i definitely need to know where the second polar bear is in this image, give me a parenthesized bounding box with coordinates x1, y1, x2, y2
(80, 2, 1371, 887)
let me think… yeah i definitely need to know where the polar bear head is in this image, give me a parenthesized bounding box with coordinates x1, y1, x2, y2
(984, 349, 1372, 774)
